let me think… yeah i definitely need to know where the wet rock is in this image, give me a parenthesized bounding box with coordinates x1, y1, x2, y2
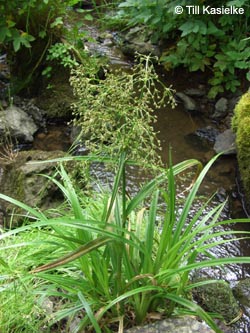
(124, 316, 214, 333)
(176, 92, 199, 111)
(0, 150, 65, 227)
(121, 41, 160, 58)
(194, 126, 219, 143)
(184, 87, 206, 97)
(185, 126, 219, 151)
(0, 105, 38, 142)
(34, 124, 71, 152)
(233, 278, 250, 307)
(212, 97, 228, 119)
(213, 129, 236, 155)
(193, 280, 241, 324)
(215, 187, 227, 203)
(119, 26, 160, 57)
(0, 54, 10, 81)
(13, 97, 46, 129)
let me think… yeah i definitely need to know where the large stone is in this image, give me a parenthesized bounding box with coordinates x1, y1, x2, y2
(184, 87, 206, 97)
(192, 280, 241, 325)
(213, 129, 236, 155)
(0, 150, 65, 227)
(233, 278, 250, 307)
(212, 97, 228, 119)
(119, 26, 160, 57)
(13, 97, 46, 128)
(0, 105, 38, 142)
(176, 92, 199, 111)
(186, 126, 219, 152)
(124, 316, 214, 333)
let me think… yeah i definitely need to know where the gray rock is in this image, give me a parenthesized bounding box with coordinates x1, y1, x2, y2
(233, 278, 250, 307)
(121, 41, 160, 57)
(212, 97, 228, 119)
(123, 26, 149, 43)
(0, 150, 65, 227)
(14, 97, 46, 128)
(184, 87, 206, 97)
(0, 105, 38, 142)
(119, 27, 160, 57)
(213, 129, 236, 155)
(176, 92, 199, 111)
(234, 277, 250, 325)
(185, 126, 219, 152)
(124, 316, 214, 333)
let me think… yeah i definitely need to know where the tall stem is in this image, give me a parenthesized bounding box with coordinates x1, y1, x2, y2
(122, 162, 127, 228)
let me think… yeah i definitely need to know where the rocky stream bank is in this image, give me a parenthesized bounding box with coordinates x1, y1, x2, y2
(0, 21, 250, 333)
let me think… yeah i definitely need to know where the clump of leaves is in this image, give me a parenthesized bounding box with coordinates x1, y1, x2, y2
(0, 154, 250, 333)
(70, 53, 176, 165)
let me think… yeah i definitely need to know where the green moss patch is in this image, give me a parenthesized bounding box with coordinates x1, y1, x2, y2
(232, 92, 250, 207)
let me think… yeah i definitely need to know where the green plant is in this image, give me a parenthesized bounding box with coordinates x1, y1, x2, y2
(0, 128, 18, 162)
(0, 0, 61, 88)
(41, 5, 99, 79)
(0, 0, 86, 92)
(0, 153, 250, 332)
(70, 53, 176, 165)
(42, 43, 78, 78)
(0, 229, 53, 332)
(113, 0, 250, 97)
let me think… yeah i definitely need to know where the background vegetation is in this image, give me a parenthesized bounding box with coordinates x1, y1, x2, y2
(1, 0, 249, 97)
(0, 0, 95, 93)
(110, 0, 250, 98)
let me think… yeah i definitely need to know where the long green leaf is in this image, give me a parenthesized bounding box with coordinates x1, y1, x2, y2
(105, 152, 126, 224)
(172, 153, 222, 245)
(165, 293, 223, 333)
(59, 164, 84, 220)
(95, 285, 163, 321)
(143, 190, 159, 272)
(78, 292, 102, 333)
(156, 256, 250, 280)
(31, 236, 111, 273)
(126, 159, 201, 216)
(0, 193, 47, 221)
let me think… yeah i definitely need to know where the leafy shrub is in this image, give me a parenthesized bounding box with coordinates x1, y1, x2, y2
(0, 0, 63, 85)
(114, 0, 250, 98)
(0, 0, 86, 92)
(0, 154, 250, 332)
(232, 91, 250, 207)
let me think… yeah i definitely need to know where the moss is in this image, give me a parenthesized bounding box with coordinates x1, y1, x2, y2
(0, 150, 65, 227)
(193, 280, 241, 324)
(232, 92, 250, 131)
(232, 92, 250, 206)
(233, 278, 250, 306)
